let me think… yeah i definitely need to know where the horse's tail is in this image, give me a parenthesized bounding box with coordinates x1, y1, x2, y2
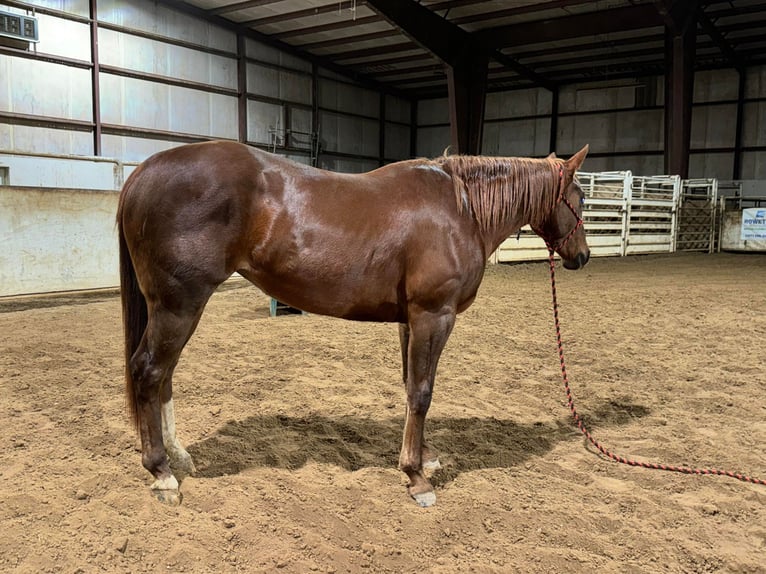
(117, 172, 146, 433)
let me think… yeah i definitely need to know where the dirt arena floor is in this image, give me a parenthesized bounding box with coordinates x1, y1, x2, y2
(1, 252, 765, 573)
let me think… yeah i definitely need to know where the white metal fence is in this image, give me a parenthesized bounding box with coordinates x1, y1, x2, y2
(494, 171, 688, 263)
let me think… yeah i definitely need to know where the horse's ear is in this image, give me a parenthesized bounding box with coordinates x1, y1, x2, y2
(565, 144, 589, 172)
(547, 152, 557, 159)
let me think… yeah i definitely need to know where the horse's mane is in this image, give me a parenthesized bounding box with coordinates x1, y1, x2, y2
(435, 154, 563, 232)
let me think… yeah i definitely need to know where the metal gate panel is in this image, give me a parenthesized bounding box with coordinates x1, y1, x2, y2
(626, 175, 679, 254)
(676, 178, 718, 253)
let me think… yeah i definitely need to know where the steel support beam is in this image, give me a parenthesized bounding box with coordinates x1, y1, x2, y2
(549, 87, 559, 154)
(89, 0, 101, 156)
(447, 43, 488, 154)
(237, 34, 248, 143)
(479, 4, 662, 49)
(365, 0, 494, 154)
(733, 68, 746, 179)
(662, 1, 697, 178)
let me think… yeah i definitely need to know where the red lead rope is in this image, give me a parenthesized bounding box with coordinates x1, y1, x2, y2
(546, 248, 766, 486)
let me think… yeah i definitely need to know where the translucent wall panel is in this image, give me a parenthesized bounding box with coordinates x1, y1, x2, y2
(417, 98, 449, 125)
(559, 83, 638, 113)
(319, 79, 379, 118)
(247, 100, 284, 146)
(739, 152, 766, 179)
(416, 125, 450, 158)
(33, 0, 89, 17)
(691, 104, 737, 149)
(246, 38, 312, 73)
(557, 110, 663, 156)
(384, 122, 410, 160)
(0, 124, 93, 156)
(745, 64, 766, 98)
(247, 63, 312, 105)
(98, 0, 235, 52)
(290, 107, 314, 150)
(35, 14, 91, 60)
(101, 134, 182, 163)
(582, 155, 663, 176)
(689, 152, 734, 179)
(100, 74, 237, 138)
(742, 101, 766, 147)
(693, 69, 739, 103)
(0, 56, 92, 121)
(99, 29, 237, 89)
(385, 95, 411, 124)
(483, 118, 551, 157)
(319, 111, 379, 157)
(485, 88, 552, 120)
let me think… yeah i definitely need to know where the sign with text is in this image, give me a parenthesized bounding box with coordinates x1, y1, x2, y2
(741, 208, 766, 240)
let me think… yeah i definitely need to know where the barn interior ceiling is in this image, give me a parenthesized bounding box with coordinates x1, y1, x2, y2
(162, 0, 766, 98)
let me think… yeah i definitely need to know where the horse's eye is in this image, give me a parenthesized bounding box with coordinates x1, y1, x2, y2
(580, 197, 585, 206)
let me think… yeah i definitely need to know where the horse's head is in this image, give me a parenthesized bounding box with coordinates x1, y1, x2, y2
(535, 145, 590, 270)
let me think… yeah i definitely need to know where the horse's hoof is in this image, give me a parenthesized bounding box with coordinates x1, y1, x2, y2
(423, 458, 442, 472)
(150, 475, 181, 505)
(411, 490, 436, 507)
(152, 488, 183, 506)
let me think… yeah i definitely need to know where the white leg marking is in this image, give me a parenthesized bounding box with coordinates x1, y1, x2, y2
(161, 399, 195, 476)
(150, 474, 179, 492)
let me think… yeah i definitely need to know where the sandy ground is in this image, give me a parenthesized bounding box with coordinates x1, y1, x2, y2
(0, 252, 765, 573)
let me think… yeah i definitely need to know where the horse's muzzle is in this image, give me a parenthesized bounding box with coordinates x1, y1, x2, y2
(563, 250, 590, 270)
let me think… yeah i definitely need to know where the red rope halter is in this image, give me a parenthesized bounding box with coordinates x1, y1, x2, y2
(545, 246, 766, 487)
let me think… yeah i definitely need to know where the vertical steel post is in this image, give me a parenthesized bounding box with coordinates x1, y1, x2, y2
(89, 0, 101, 156)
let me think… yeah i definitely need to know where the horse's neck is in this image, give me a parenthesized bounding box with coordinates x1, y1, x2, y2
(480, 214, 528, 260)
(472, 162, 551, 257)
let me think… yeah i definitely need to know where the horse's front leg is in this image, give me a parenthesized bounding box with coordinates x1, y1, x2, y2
(399, 323, 441, 472)
(399, 309, 455, 507)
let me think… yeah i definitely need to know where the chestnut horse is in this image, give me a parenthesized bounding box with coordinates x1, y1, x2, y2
(117, 141, 590, 507)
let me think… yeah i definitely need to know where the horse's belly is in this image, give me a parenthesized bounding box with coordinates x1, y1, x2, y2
(237, 264, 405, 323)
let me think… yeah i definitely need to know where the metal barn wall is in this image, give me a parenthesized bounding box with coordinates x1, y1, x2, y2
(415, 66, 766, 183)
(0, 0, 412, 173)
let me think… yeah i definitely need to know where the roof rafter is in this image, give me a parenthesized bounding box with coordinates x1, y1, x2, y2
(365, 0, 555, 90)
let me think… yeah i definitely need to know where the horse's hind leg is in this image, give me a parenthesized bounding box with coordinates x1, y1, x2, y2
(160, 375, 195, 479)
(399, 323, 441, 472)
(130, 292, 212, 505)
(399, 309, 455, 507)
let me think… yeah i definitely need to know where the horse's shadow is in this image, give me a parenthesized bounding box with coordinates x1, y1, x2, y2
(187, 400, 649, 487)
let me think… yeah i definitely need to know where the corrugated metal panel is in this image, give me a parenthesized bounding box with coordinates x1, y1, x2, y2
(0, 55, 92, 121)
(384, 123, 409, 160)
(100, 74, 237, 138)
(0, 125, 93, 156)
(247, 62, 312, 104)
(482, 118, 551, 157)
(319, 110, 379, 157)
(416, 125, 450, 158)
(101, 135, 181, 163)
(99, 28, 237, 89)
(35, 14, 91, 60)
(318, 78, 379, 117)
(385, 95, 411, 124)
(245, 38, 312, 73)
(247, 100, 284, 145)
(98, 0, 236, 52)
